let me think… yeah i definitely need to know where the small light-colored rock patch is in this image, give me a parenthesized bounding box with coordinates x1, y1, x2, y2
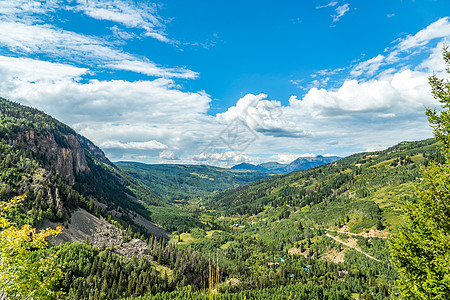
(288, 247, 308, 257)
(114, 239, 152, 261)
(226, 278, 240, 287)
(346, 237, 359, 249)
(322, 248, 345, 264)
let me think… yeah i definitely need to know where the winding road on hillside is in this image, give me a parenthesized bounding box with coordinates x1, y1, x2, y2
(326, 229, 389, 239)
(325, 233, 382, 262)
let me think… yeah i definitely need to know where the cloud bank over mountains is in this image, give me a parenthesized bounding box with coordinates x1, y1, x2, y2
(0, 1, 448, 166)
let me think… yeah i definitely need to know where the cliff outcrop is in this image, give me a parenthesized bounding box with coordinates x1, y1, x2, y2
(17, 129, 90, 185)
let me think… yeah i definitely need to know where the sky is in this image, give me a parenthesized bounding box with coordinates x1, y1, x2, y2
(0, 0, 449, 167)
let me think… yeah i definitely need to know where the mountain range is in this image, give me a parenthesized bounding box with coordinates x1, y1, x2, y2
(231, 155, 341, 174)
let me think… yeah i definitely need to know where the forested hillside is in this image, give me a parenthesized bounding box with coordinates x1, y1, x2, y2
(116, 162, 267, 202)
(0, 97, 198, 232)
(205, 138, 440, 232)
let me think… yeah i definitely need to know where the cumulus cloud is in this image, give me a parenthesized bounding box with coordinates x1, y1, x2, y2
(0, 61, 209, 125)
(0, 55, 212, 162)
(0, 55, 88, 81)
(217, 94, 309, 138)
(0, 50, 438, 166)
(269, 153, 338, 164)
(416, 41, 449, 73)
(290, 69, 433, 117)
(295, 18, 450, 89)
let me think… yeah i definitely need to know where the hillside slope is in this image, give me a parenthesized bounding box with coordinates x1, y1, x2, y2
(205, 138, 441, 232)
(0, 97, 198, 232)
(116, 162, 268, 202)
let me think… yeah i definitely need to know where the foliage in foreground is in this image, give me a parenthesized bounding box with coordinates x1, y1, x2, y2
(0, 196, 62, 300)
(121, 283, 352, 300)
(390, 48, 450, 298)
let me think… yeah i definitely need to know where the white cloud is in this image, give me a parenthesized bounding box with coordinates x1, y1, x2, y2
(0, 55, 211, 162)
(316, 1, 338, 9)
(0, 66, 210, 124)
(0, 0, 174, 44)
(291, 69, 433, 116)
(416, 41, 449, 74)
(100, 140, 168, 150)
(159, 150, 176, 160)
(0, 17, 447, 167)
(269, 153, 338, 164)
(0, 55, 88, 81)
(217, 93, 309, 138)
(290, 79, 302, 86)
(0, 51, 440, 166)
(72, 0, 173, 43)
(351, 54, 384, 77)
(394, 17, 450, 54)
(309, 18, 450, 86)
(0, 20, 196, 79)
(193, 151, 255, 166)
(106, 60, 197, 78)
(0, 0, 58, 23)
(332, 4, 350, 22)
(1, 55, 431, 166)
(269, 153, 300, 164)
(109, 25, 137, 40)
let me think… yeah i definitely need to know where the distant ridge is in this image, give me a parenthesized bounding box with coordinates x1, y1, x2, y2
(231, 155, 341, 174)
(231, 162, 269, 172)
(115, 162, 268, 202)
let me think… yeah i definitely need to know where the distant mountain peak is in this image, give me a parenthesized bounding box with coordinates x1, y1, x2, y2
(231, 154, 342, 174)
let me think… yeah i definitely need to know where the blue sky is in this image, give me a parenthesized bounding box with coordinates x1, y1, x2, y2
(0, 0, 449, 166)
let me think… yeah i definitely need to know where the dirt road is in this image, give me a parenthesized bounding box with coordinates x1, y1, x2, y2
(325, 233, 381, 262)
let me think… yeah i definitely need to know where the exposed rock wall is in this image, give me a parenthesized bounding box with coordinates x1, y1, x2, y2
(18, 129, 90, 185)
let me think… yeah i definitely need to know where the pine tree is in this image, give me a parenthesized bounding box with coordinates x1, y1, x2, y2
(390, 48, 450, 299)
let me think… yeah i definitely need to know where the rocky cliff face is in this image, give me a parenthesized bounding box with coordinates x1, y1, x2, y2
(77, 134, 108, 162)
(18, 129, 90, 185)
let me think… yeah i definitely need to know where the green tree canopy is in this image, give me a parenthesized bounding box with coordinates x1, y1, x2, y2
(0, 196, 63, 300)
(390, 48, 450, 299)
